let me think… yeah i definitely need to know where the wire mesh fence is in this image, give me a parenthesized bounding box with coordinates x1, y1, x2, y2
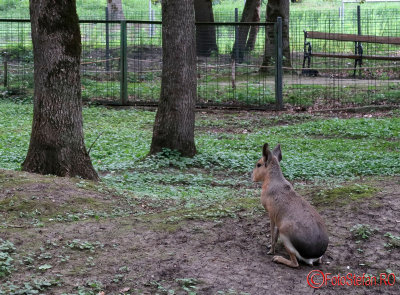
(0, 20, 32, 98)
(0, 19, 278, 108)
(0, 6, 399, 110)
(287, 7, 400, 109)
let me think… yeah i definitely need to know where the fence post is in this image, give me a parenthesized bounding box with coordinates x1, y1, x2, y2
(275, 17, 283, 110)
(357, 5, 361, 35)
(234, 8, 239, 62)
(340, 0, 345, 27)
(120, 20, 128, 105)
(149, 0, 154, 37)
(354, 5, 362, 77)
(105, 7, 110, 72)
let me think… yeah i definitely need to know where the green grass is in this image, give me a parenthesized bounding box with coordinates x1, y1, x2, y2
(0, 100, 399, 207)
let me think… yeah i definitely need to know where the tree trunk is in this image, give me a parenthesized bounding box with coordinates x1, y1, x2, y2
(107, 0, 125, 20)
(260, 0, 291, 72)
(194, 0, 217, 57)
(233, 0, 261, 63)
(245, 0, 261, 51)
(149, 0, 197, 157)
(23, 0, 99, 181)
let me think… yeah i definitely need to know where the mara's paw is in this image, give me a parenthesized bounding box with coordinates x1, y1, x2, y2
(272, 255, 281, 262)
(266, 244, 275, 255)
(272, 255, 299, 268)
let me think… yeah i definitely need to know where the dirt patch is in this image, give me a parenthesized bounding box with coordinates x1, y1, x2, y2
(0, 171, 399, 294)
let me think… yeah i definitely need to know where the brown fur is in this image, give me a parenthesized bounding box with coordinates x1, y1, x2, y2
(252, 143, 329, 268)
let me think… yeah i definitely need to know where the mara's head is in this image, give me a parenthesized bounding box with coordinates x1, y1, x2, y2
(252, 143, 282, 182)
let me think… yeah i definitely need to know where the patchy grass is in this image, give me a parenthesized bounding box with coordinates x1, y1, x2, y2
(1, 100, 399, 207)
(312, 184, 379, 207)
(0, 169, 150, 229)
(0, 168, 261, 231)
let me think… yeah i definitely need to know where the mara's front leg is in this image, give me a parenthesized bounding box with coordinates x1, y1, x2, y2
(267, 220, 279, 255)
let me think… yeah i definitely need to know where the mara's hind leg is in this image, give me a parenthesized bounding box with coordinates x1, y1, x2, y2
(272, 245, 299, 268)
(272, 233, 299, 268)
(267, 221, 279, 255)
(314, 256, 323, 265)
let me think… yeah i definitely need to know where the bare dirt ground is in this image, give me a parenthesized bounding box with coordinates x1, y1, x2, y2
(0, 169, 399, 295)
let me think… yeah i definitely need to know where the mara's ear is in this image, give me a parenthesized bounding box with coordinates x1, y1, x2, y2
(272, 144, 282, 162)
(262, 143, 272, 164)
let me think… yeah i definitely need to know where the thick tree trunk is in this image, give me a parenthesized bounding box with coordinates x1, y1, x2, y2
(260, 0, 291, 72)
(194, 0, 218, 57)
(23, 0, 99, 181)
(233, 0, 261, 63)
(149, 0, 197, 157)
(107, 0, 125, 20)
(245, 1, 261, 51)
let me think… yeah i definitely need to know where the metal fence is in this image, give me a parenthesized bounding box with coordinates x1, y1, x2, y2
(0, 19, 281, 109)
(287, 7, 400, 109)
(1, 6, 400, 110)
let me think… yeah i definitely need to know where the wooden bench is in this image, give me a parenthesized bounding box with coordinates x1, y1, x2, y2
(302, 31, 400, 76)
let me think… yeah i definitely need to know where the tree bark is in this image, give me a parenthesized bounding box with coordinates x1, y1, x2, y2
(23, 0, 99, 181)
(107, 0, 125, 20)
(260, 0, 291, 72)
(233, 0, 261, 63)
(194, 0, 218, 57)
(245, 0, 261, 51)
(149, 0, 197, 157)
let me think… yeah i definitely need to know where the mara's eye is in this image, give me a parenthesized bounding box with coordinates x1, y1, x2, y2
(256, 163, 262, 168)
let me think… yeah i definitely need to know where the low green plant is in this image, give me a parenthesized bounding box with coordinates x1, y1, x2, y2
(148, 280, 176, 294)
(350, 224, 376, 240)
(176, 278, 200, 294)
(38, 263, 52, 271)
(384, 232, 400, 249)
(85, 280, 103, 292)
(0, 239, 15, 278)
(66, 239, 101, 252)
(0, 278, 61, 295)
(216, 290, 251, 295)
